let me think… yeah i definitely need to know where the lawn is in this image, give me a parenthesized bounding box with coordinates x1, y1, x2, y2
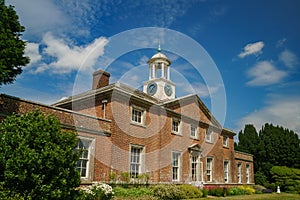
(206, 193, 300, 200)
(113, 193, 300, 200)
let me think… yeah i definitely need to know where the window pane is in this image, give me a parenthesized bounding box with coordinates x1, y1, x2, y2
(132, 108, 143, 123)
(172, 119, 180, 133)
(206, 130, 212, 142)
(206, 158, 213, 182)
(172, 152, 180, 181)
(76, 139, 90, 178)
(191, 155, 198, 181)
(130, 146, 142, 178)
(191, 126, 196, 137)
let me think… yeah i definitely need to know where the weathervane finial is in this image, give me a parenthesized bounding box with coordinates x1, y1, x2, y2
(158, 39, 161, 52)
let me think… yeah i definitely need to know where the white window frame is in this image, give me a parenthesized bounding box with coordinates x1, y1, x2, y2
(191, 154, 201, 181)
(76, 137, 94, 179)
(130, 145, 144, 178)
(131, 105, 145, 125)
(223, 136, 228, 147)
(206, 157, 213, 182)
(224, 160, 229, 183)
(237, 163, 242, 183)
(171, 118, 181, 135)
(172, 151, 181, 181)
(190, 125, 198, 139)
(206, 129, 213, 143)
(246, 164, 250, 183)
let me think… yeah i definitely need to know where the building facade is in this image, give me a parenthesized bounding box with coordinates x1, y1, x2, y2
(0, 49, 254, 186)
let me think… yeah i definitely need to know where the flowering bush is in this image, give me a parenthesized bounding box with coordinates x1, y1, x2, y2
(151, 184, 183, 200)
(78, 182, 114, 200)
(228, 185, 255, 196)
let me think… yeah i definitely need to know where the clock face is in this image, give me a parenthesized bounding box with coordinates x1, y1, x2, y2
(164, 84, 172, 96)
(147, 82, 157, 96)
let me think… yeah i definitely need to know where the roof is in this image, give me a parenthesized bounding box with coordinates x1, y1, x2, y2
(151, 52, 168, 60)
(161, 93, 222, 129)
(52, 82, 159, 107)
(147, 52, 171, 65)
(53, 81, 233, 134)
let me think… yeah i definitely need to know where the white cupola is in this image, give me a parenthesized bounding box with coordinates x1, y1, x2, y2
(143, 45, 175, 101)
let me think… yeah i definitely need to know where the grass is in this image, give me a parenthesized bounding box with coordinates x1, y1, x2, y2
(113, 193, 300, 200)
(206, 193, 300, 200)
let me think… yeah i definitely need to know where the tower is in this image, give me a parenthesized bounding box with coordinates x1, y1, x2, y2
(143, 46, 175, 100)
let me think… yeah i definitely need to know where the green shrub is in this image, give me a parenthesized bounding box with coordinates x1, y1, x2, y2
(113, 187, 152, 197)
(137, 173, 150, 184)
(237, 185, 255, 195)
(179, 184, 202, 199)
(270, 166, 300, 192)
(227, 186, 255, 196)
(109, 172, 116, 182)
(77, 182, 114, 200)
(265, 182, 276, 192)
(0, 111, 80, 199)
(295, 184, 300, 194)
(215, 188, 224, 197)
(254, 171, 269, 186)
(253, 185, 266, 194)
(113, 196, 158, 200)
(207, 187, 224, 197)
(120, 172, 130, 183)
(201, 188, 208, 197)
(0, 187, 25, 200)
(151, 184, 182, 200)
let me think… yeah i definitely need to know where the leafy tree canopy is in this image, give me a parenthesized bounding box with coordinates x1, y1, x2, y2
(236, 123, 300, 186)
(270, 166, 300, 192)
(0, 0, 29, 86)
(0, 110, 81, 199)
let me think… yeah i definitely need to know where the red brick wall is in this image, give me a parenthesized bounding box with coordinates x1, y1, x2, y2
(1, 90, 254, 185)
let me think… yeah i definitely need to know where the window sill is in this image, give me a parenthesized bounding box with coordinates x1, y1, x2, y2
(130, 121, 146, 128)
(223, 145, 229, 149)
(190, 137, 200, 140)
(171, 131, 182, 136)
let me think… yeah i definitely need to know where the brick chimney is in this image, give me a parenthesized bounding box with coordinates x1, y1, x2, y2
(92, 70, 110, 90)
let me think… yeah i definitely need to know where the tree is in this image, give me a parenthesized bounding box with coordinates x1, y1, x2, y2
(0, 111, 81, 199)
(237, 123, 300, 186)
(235, 124, 259, 171)
(235, 124, 259, 154)
(270, 166, 300, 193)
(0, 0, 29, 86)
(257, 123, 300, 179)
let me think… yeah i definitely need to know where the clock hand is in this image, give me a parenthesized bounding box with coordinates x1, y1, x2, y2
(150, 85, 154, 92)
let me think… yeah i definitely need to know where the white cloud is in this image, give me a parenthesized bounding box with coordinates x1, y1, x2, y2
(185, 82, 219, 98)
(238, 96, 300, 136)
(6, 0, 69, 39)
(279, 49, 299, 69)
(276, 38, 287, 48)
(239, 41, 264, 58)
(246, 61, 287, 86)
(25, 43, 41, 64)
(29, 33, 108, 74)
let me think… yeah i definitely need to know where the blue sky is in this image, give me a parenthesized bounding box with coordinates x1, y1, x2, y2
(2, 0, 300, 136)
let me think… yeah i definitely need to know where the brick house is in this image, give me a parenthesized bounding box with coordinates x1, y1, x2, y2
(0, 49, 254, 186)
